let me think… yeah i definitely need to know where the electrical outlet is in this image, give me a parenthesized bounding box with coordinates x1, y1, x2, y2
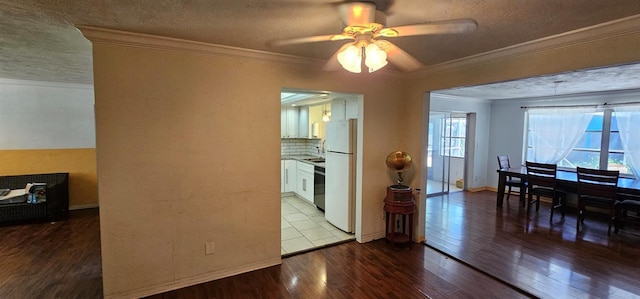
(205, 242, 215, 255)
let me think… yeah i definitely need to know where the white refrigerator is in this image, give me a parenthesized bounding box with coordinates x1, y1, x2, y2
(325, 119, 356, 233)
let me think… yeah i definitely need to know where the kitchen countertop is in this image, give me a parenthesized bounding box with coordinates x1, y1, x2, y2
(282, 155, 325, 168)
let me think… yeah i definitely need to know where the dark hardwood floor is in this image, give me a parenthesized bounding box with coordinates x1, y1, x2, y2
(425, 191, 640, 299)
(145, 238, 526, 299)
(2, 191, 639, 298)
(0, 208, 102, 298)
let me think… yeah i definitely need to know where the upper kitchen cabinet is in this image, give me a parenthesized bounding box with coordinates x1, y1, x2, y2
(331, 98, 359, 120)
(297, 106, 309, 138)
(281, 106, 315, 139)
(281, 107, 299, 138)
(331, 99, 346, 121)
(345, 99, 358, 119)
(281, 89, 359, 138)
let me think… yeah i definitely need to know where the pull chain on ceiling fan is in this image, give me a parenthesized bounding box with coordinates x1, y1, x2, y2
(269, 1, 478, 73)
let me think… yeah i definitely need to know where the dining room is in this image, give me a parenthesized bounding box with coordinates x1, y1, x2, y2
(422, 63, 640, 297)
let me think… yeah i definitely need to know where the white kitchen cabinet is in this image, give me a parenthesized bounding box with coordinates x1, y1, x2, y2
(345, 99, 358, 119)
(280, 109, 287, 138)
(283, 159, 297, 193)
(286, 108, 298, 137)
(281, 107, 313, 138)
(331, 100, 346, 121)
(281, 107, 299, 138)
(296, 171, 314, 203)
(296, 161, 314, 203)
(297, 106, 309, 138)
(280, 160, 285, 193)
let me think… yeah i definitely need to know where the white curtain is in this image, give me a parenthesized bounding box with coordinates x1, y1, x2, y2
(527, 107, 595, 164)
(613, 106, 640, 179)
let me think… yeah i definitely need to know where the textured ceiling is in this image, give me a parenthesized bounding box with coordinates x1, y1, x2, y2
(435, 63, 640, 100)
(1, 0, 640, 98)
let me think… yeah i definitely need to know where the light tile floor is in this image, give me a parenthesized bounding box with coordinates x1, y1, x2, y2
(281, 195, 355, 255)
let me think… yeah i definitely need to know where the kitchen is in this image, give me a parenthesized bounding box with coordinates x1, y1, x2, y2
(280, 89, 361, 255)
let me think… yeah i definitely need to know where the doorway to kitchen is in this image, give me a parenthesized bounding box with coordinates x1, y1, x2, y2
(280, 88, 360, 256)
(426, 111, 470, 197)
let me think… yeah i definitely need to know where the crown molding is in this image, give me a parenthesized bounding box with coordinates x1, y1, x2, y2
(491, 88, 640, 105)
(76, 25, 404, 79)
(430, 92, 492, 104)
(0, 78, 93, 90)
(408, 14, 640, 79)
(76, 25, 323, 68)
(76, 25, 404, 78)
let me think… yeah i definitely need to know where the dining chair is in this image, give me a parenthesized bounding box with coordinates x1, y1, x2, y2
(576, 167, 619, 234)
(525, 161, 565, 220)
(497, 155, 526, 206)
(614, 193, 640, 233)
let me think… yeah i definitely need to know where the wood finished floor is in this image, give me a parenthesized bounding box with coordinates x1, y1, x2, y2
(0, 208, 102, 298)
(2, 191, 639, 298)
(425, 191, 640, 299)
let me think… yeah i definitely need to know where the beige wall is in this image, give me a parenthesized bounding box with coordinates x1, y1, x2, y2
(83, 18, 640, 298)
(84, 28, 405, 298)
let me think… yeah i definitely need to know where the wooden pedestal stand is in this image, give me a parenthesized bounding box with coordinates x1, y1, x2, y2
(384, 185, 416, 249)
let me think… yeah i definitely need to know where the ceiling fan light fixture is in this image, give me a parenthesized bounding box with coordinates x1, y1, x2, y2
(337, 44, 362, 73)
(364, 43, 388, 73)
(269, 2, 476, 74)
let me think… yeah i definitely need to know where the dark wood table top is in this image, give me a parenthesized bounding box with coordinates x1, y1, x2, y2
(498, 167, 640, 193)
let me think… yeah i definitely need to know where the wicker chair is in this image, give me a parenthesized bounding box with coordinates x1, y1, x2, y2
(0, 173, 69, 225)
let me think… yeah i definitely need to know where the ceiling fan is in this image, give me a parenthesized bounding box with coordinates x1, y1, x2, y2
(269, 1, 478, 73)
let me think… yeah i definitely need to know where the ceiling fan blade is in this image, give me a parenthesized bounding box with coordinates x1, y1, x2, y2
(322, 43, 352, 71)
(381, 19, 478, 38)
(375, 40, 424, 72)
(268, 34, 352, 47)
(337, 1, 376, 26)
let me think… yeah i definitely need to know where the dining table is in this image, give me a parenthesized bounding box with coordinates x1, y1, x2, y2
(496, 167, 640, 208)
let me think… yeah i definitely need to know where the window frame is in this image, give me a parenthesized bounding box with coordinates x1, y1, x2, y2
(440, 116, 466, 159)
(524, 108, 634, 177)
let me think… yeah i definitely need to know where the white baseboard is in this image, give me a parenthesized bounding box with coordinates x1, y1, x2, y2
(358, 231, 385, 243)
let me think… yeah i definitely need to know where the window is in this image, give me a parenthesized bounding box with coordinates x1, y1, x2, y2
(558, 111, 603, 169)
(525, 107, 640, 177)
(608, 113, 626, 172)
(441, 116, 466, 158)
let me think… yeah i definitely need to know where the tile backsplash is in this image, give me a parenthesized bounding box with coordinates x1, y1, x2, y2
(281, 139, 324, 157)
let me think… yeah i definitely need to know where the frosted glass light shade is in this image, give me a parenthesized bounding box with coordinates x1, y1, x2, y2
(337, 44, 362, 73)
(364, 43, 388, 73)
